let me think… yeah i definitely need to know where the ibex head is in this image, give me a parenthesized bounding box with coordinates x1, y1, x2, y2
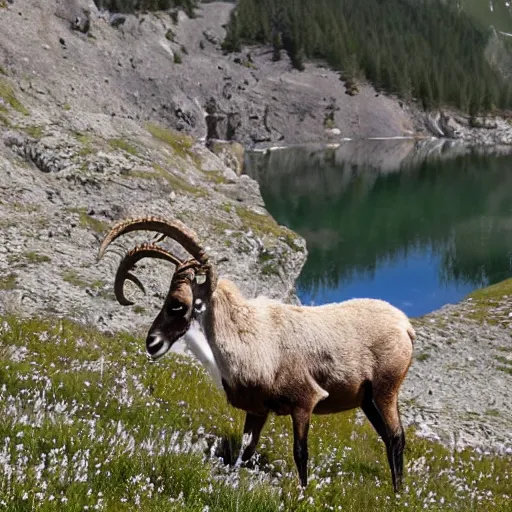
(98, 217, 217, 359)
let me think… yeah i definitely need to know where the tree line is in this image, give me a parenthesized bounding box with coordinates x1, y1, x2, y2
(94, 0, 197, 16)
(223, 0, 512, 113)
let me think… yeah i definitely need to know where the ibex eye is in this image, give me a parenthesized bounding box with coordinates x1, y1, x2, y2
(169, 304, 185, 315)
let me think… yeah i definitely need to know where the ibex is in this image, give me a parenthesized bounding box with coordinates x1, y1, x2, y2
(98, 216, 414, 492)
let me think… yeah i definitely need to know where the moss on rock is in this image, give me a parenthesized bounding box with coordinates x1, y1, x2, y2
(0, 78, 29, 115)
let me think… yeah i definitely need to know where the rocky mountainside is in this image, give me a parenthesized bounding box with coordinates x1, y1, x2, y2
(0, 0, 306, 334)
(0, 0, 421, 147)
(405, 296, 512, 455)
(2, 0, 509, 148)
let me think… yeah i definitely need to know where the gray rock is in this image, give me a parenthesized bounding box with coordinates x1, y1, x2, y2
(0, 111, 305, 340)
(222, 168, 238, 183)
(400, 299, 512, 454)
(418, 109, 512, 146)
(110, 13, 126, 28)
(209, 140, 245, 175)
(2, 131, 25, 148)
(202, 29, 220, 45)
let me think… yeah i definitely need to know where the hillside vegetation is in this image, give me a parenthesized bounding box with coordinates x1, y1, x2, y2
(0, 315, 510, 511)
(223, 0, 512, 114)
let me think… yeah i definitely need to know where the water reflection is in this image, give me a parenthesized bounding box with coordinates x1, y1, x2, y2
(246, 140, 512, 315)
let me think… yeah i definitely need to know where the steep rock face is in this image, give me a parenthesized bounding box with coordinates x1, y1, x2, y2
(0, 0, 306, 334)
(2, 0, 509, 151)
(0, 120, 306, 334)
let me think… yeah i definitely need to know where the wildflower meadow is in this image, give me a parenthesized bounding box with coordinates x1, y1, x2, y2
(0, 316, 510, 511)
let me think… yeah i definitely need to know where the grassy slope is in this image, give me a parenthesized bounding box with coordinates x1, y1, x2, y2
(466, 278, 512, 328)
(468, 278, 512, 301)
(0, 315, 510, 511)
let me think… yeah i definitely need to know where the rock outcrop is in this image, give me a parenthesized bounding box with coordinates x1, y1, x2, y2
(418, 110, 512, 146)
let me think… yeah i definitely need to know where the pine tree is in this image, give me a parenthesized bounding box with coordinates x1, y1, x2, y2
(272, 30, 283, 62)
(222, 0, 512, 113)
(222, 10, 241, 53)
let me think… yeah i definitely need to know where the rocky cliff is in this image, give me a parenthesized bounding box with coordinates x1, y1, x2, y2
(0, 0, 421, 147)
(0, 0, 306, 335)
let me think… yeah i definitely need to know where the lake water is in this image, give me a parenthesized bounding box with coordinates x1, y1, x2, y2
(245, 140, 512, 316)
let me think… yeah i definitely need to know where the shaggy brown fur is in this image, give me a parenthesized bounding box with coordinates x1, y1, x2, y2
(154, 276, 414, 492)
(99, 216, 415, 492)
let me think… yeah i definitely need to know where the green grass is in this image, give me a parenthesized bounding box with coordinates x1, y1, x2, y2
(0, 314, 510, 511)
(7, 251, 51, 268)
(222, 203, 234, 214)
(125, 165, 207, 197)
(0, 78, 29, 115)
(235, 205, 304, 252)
(258, 250, 281, 277)
(465, 278, 512, 326)
(496, 355, 512, 366)
(209, 217, 232, 235)
(20, 125, 43, 138)
(0, 273, 17, 290)
(66, 207, 108, 233)
(415, 352, 430, 362)
(495, 355, 512, 376)
(62, 270, 105, 291)
(62, 269, 89, 288)
(146, 123, 196, 162)
(203, 170, 227, 185)
(108, 138, 139, 156)
(0, 219, 17, 229)
(467, 278, 512, 302)
(74, 132, 95, 157)
(0, 111, 11, 127)
(10, 202, 39, 213)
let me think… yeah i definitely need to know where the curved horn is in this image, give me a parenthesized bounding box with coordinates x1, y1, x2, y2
(114, 243, 183, 306)
(98, 216, 209, 264)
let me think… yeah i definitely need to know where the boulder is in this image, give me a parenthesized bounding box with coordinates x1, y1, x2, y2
(209, 140, 245, 176)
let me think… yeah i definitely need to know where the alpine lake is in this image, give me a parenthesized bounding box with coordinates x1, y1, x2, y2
(245, 139, 512, 317)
